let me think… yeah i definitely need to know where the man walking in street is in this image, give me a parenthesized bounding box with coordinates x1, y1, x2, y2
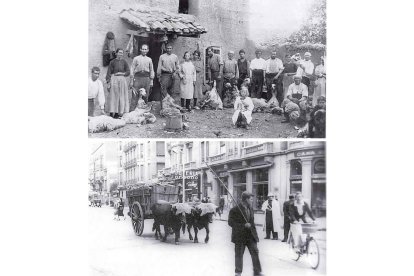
(281, 194, 295, 242)
(265, 51, 284, 102)
(157, 44, 180, 107)
(237, 49, 250, 89)
(88, 66, 105, 117)
(228, 191, 264, 276)
(206, 47, 224, 98)
(250, 49, 266, 98)
(222, 50, 239, 92)
(129, 44, 154, 110)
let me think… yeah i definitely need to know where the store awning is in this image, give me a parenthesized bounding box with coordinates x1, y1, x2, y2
(119, 5, 207, 37)
(228, 162, 274, 173)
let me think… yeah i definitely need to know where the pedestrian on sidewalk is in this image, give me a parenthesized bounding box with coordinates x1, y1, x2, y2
(281, 194, 295, 242)
(261, 193, 283, 240)
(217, 195, 225, 219)
(228, 191, 264, 276)
(114, 198, 125, 220)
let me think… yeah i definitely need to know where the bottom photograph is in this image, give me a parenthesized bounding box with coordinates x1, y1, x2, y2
(89, 140, 326, 276)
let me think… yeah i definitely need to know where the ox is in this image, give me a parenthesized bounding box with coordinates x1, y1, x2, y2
(183, 203, 216, 243)
(150, 201, 185, 245)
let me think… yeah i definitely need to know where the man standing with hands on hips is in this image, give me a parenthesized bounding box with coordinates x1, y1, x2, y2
(228, 191, 264, 276)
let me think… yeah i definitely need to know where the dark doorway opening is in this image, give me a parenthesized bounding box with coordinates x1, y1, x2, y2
(179, 0, 189, 14)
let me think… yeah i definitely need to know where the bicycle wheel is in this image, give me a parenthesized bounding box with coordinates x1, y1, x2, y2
(288, 232, 301, 261)
(306, 237, 320, 269)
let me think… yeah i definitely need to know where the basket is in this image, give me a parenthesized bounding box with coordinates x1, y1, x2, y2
(301, 223, 318, 234)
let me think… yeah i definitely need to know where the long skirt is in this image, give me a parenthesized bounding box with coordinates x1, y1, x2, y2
(108, 75, 129, 114)
(194, 72, 204, 99)
(313, 77, 326, 106)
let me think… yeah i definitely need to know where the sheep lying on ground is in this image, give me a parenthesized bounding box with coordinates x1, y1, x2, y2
(160, 94, 183, 117)
(199, 81, 223, 110)
(121, 105, 156, 125)
(88, 115, 126, 133)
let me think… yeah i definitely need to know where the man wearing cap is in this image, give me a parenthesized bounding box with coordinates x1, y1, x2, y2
(250, 49, 266, 99)
(261, 192, 282, 240)
(206, 47, 224, 98)
(282, 75, 308, 124)
(281, 195, 295, 242)
(297, 52, 314, 90)
(265, 50, 284, 102)
(228, 191, 264, 276)
(222, 50, 239, 94)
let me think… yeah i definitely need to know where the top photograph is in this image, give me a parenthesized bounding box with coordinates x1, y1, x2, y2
(88, 0, 326, 139)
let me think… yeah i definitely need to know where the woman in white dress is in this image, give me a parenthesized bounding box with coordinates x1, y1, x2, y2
(232, 87, 254, 129)
(313, 57, 326, 107)
(179, 51, 196, 112)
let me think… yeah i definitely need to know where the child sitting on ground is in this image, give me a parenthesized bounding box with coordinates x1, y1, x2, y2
(232, 87, 254, 129)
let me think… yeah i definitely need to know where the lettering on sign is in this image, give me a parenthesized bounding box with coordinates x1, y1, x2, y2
(295, 149, 325, 157)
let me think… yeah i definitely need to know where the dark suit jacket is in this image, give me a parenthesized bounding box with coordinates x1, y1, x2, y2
(228, 203, 259, 244)
(283, 201, 293, 220)
(289, 202, 316, 223)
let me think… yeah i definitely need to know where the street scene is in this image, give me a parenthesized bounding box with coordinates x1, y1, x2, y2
(89, 140, 326, 275)
(88, 0, 326, 138)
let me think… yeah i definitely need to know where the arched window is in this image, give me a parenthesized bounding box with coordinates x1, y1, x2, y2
(313, 159, 326, 174)
(291, 160, 302, 176)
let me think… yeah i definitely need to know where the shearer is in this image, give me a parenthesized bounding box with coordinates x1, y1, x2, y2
(282, 74, 308, 124)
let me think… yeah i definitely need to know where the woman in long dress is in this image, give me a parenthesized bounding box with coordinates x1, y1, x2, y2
(179, 51, 196, 112)
(106, 48, 130, 118)
(192, 50, 204, 109)
(232, 87, 254, 129)
(313, 57, 326, 107)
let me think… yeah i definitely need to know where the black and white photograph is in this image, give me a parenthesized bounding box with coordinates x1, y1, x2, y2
(88, 0, 326, 138)
(89, 140, 326, 275)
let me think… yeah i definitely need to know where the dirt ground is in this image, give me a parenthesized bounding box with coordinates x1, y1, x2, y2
(88, 107, 299, 138)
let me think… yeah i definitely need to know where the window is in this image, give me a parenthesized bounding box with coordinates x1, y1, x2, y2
(140, 144, 144, 159)
(201, 142, 205, 162)
(206, 142, 210, 158)
(178, 0, 189, 14)
(141, 166, 144, 181)
(156, 142, 165, 156)
(156, 163, 164, 174)
(234, 171, 247, 184)
(205, 46, 222, 81)
(187, 147, 192, 162)
(291, 160, 302, 176)
(253, 169, 268, 182)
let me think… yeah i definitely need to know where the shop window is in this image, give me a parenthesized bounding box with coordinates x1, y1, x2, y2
(178, 0, 189, 14)
(220, 181, 228, 195)
(254, 184, 268, 210)
(313, 159, 326, 174)
(253, 168, 268, 182)
(290, 160, 302, 176)
(234, 171, 247, 184)
(290, 182, 302, 195)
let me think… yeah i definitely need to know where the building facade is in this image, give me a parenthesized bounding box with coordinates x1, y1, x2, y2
(89, 0, 252, 101)
(89, 143, 108, 194)
(160, 141, 326, 216)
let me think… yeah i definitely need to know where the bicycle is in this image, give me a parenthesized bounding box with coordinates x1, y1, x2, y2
(287, 222, 320, 269)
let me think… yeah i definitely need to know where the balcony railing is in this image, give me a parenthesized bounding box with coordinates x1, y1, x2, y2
(208, 153, 226, 164)
(123, 158, 137, 169)
(184, 161, 196, 169)
(123, 142, 137, 152)
(242, 142, 274, 157)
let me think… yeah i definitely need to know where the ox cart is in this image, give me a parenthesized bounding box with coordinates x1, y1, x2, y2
(126, 184, 179, 236)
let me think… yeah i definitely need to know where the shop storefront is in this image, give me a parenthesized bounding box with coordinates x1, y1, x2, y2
(172, 169, 201, 202)
(232, 171, 247, 202)
(252, 168, 269, 210)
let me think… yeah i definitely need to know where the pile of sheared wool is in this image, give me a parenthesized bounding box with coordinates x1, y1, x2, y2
(121, 106, 156, 125)
(172, 202, 193, 215)
(284, 101, 300, 114)
(88, 115, 126, 133)
(195, 203, 218, 216)
(252, 98, 269, 108)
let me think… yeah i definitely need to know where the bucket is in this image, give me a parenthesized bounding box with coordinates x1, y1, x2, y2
(165, 115, 183, 130)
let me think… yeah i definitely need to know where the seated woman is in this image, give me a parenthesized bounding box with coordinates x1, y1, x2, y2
(232, 87, 254, 129)
(160, 94, 184, 117)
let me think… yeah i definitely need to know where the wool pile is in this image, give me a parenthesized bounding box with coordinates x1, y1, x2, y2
(195, 203, 218, 216)
(88, 115, 126, 133)
(172, 203, 193, 215)
(121, 106, 156, 125)
(160, 94, 183, 117)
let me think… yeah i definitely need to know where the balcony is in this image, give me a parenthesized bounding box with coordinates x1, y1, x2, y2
(123, 142, 137, 152)
(184, 161, 196, 170)
(242, 142, 274, 157)
(123, 158, 137, 169)
(208, 153, 226, 164)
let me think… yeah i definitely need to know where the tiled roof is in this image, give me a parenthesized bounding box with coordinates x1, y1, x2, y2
(119, 5, 207, 36)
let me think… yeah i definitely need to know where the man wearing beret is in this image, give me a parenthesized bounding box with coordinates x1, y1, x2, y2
(228, 191, 264, 276)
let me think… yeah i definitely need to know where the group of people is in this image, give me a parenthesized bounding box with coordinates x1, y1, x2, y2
(228, 191, 316, 276)
(88, 43, 326, 136)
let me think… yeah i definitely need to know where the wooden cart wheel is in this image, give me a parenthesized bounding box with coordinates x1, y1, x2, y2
(130, 201, 144, 236)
